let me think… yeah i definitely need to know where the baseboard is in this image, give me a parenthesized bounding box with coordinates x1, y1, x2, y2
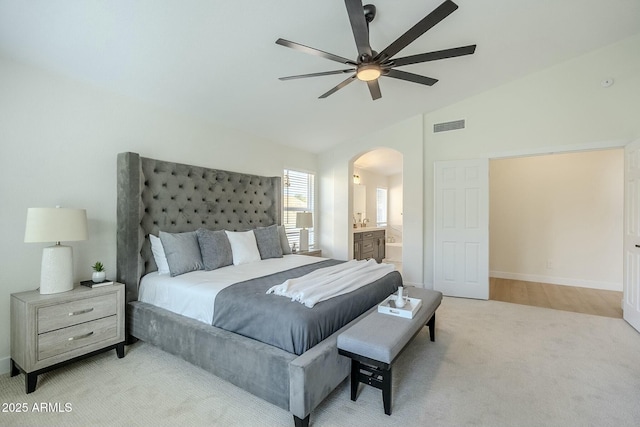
(490, 271, 622, 292)
(0, 355, 10, 375)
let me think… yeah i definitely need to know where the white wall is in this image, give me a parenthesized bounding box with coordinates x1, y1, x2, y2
(422, 33, 640, 288)
(319, 33, 640, 291)
(490, 150, 623, 290)
(318, 116, 424, 286)
(0, 57, 316, 372)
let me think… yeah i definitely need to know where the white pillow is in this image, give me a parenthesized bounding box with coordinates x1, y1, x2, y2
(149, 234, 170, 275)
(225, 230, 261, 265)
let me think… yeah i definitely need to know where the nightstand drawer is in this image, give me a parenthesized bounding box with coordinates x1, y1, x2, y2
(38, 315, 118, 361)
(37, 293, 117, 333)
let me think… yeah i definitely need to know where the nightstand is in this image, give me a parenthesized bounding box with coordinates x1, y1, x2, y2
(297, 249, 322, 257)
(10, 283, 125, 393)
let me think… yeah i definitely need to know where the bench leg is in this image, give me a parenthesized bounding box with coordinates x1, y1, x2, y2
(382, 367, 392, 415)
(427, 313, 436, 342)
(350, 359, 359, 401)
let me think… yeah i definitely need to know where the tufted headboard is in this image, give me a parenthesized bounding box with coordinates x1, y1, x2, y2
(116, 152, 281, 303)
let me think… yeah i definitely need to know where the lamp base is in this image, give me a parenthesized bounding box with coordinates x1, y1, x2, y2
(299, 228, 309, 252)
(40, 244, 74, 294)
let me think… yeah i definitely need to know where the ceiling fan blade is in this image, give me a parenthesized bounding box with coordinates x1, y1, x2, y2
(279, 69, 355, 81)
(375, 0, 458, 62)
(367, 80, 382, 100)
(276, 38, 356, 65)
(319, 75, 357, 98)
(392, 44, 476, 67)
(344, 0, 372, 57)
(386, 69, 438, 86)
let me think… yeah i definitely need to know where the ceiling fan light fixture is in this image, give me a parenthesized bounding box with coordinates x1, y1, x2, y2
(356, 64, 381, 81)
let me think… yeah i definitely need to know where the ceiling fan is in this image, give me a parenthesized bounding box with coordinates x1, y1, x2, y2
(276, 0, 476, 100)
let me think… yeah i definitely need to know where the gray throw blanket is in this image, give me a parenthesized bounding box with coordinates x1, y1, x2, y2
(212, 260, 402, 355)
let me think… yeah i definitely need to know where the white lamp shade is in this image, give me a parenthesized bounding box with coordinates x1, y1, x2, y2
(24, 207, 87, 294)
(296, 212, 313, 229)
(25, 208, 88, 243)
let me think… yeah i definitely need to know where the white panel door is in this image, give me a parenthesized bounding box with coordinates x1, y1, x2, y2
(434, 159, 489, 299)
(623, 140, 640, 333)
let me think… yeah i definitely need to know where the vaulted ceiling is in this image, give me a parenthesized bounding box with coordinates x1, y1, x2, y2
(1, 0, 639, 153)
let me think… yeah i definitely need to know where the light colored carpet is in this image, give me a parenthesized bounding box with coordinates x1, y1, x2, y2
(2, 297, 640, 427)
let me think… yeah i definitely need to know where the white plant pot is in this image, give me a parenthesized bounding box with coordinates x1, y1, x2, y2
(92, 271, 106, 283)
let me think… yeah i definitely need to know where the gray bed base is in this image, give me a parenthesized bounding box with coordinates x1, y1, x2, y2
(115, 152, 359, 426)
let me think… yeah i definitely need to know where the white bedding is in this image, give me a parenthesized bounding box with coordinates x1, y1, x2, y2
(139, 254, 326, 324)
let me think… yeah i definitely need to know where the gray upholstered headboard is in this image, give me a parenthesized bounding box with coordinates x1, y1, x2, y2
(116, 152, 281, 303)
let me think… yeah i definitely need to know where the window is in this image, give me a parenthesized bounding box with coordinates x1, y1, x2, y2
(376, 187, 388, 227)
(283, 169, 315, 249)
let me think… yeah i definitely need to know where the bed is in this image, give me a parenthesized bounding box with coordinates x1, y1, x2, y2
(115, 152, 402, 426)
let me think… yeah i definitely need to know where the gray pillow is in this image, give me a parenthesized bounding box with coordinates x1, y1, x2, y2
(254, 225, 284, 259)
(196, 228, 233, 270)
(159, 231, 204, 277)
(278, 225, 292, 255)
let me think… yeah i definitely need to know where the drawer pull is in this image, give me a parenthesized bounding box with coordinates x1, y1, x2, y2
(68, 308, 94, 316)
(68, 331, 94, 341)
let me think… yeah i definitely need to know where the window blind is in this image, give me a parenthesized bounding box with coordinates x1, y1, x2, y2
(283, 169, 315, 249)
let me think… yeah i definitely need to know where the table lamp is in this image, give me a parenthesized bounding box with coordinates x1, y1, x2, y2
(296, 212, 313, 251)
(24, 207, 88, 294)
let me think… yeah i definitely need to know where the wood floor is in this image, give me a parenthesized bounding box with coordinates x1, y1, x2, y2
(490, 277, 623, 318)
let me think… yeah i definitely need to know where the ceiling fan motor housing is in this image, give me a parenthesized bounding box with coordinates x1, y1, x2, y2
(364, 4, 376, 23)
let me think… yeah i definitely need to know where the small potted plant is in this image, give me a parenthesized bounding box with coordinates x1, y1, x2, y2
(92, 261, 106, 283)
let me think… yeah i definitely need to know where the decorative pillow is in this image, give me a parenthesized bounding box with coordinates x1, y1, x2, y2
(149, 234, 170, 275)
(159, 231, 204, 277)
(196, 228, 233, 270)
(254, 225, 284, 260)
(278, 225, 292, 255)
(224, 230, 261, 265)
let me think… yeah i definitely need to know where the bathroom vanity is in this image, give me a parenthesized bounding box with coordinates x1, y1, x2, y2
(353, 228, 385, 263)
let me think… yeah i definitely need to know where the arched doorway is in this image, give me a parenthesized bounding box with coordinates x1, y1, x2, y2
(350, 147, 404, 272)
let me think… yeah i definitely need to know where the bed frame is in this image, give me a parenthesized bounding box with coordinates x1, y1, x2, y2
(115, 152, 371, 427)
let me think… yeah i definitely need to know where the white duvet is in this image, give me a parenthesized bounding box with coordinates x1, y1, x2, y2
(139, 254, 326, 324)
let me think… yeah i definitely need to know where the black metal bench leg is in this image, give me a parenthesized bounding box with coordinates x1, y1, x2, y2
(350, 359, 360, 401)
(382, 367, 392, 415)
(293, 414, 309, 427)
(427, 313, 436, 342)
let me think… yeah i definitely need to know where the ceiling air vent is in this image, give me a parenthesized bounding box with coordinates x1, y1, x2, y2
(433, 119, 465, 133)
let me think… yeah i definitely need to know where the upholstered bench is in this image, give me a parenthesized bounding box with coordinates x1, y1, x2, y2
(337, 287, 443, 415)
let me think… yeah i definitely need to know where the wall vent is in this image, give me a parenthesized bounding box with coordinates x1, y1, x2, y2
(433, 119, 465, 133)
